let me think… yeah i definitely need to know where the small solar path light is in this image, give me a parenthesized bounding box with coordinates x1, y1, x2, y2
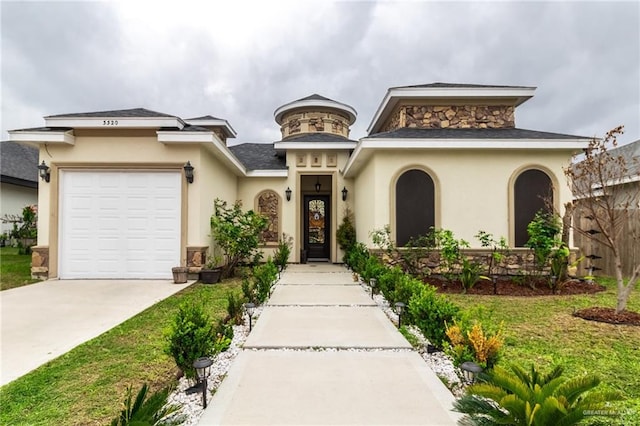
(492, 274, 498, 295)
(244, 302, 256, 332)
(193, 357, 213, 408)
(460, 361, 483, 384)
(369, 278, 377, 299)
(394, 302, 405, 328)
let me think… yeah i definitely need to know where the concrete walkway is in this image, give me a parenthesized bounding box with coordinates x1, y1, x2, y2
(200, 264, 461, 425)
(0, 279, 192, 386)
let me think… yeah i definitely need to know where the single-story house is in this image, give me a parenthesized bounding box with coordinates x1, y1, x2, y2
(0, 141, 39, 235)
(9, 83, 591, 279)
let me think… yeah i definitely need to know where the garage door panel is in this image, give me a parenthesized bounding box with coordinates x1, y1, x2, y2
(60, 171, 181, 279)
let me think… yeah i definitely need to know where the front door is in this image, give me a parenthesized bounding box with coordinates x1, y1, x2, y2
(304, 195, 330, 260)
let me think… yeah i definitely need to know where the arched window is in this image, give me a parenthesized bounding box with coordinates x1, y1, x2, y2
(395, 169, 435, 247)
(257, 190, 279, 244)
(514, 169, 553, 247)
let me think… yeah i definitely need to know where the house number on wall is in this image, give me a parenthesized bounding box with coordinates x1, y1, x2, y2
(103, 120, 119, 125)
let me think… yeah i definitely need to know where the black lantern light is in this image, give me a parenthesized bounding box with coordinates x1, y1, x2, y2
(193, 357, 213, 408)
(315, 177, 321, 193)
(342, 186, 348, 201)
(38, 161, 51, 182)
(460, 361, 483, 384)
(395, 302, 405, 328)
(244, 302, 256, 332)
(285, 187, 292, 201)
(184, 161, 194, 184)
(369, 278, 377, 299)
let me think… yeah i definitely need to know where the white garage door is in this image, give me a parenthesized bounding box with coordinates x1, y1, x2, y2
(59, 171, 181, 279)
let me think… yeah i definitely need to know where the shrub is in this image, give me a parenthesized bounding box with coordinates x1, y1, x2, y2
(445, 319, 503, 368)
(454, 364, 624, 426)
(475, 230, 510, 275)
(526, 209, 561, 269)
(336, 208, 356, 253)
(210, 199, 268, 278)
(253, 258, 278, 303)
(369, 225, 395, 255)
(391, 274, 424, 308)
(241, 277, 257, 304)
(345, 242, 369, 273)
(360, 254, 385, 285)
(273, 233, 293, 272)
(435, 229, 469, 283)
(408, 285, 460, 348)
(226, 292, 244, 325)
(459, 257, 487, 293)
(166, 302, 217, 380)
(401, 232, 436, 278)
(377, 265, 405, 301)
(110, 383, 183, 426)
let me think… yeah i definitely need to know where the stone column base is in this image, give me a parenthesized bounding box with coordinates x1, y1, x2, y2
(31, 246, 49, 279)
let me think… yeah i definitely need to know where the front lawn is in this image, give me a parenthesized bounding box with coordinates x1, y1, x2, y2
(0, 246, 39, 291)
(445, 277, 640, 425)
(0, 280, 241, 425)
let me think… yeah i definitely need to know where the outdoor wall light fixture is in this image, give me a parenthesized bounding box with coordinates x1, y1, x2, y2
(38, 161, 51, 182)
(193, 357, 213, 408)
(315, 176, 321, 193)
(369, 278, 377, 299)
(244, 302, 256, 332)
(285, 187, 292, 201)
(342, 186, 348, 201)
(394, 302, 405, 328)
(183, 161, 194, 184)
(460, 361, 483, 384)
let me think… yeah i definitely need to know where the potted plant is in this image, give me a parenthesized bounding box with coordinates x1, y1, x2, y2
(200, 254, 223, 284)
(172, 264, 188, 284)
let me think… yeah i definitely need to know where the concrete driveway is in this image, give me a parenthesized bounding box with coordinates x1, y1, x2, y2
(0, 279, 192, 386)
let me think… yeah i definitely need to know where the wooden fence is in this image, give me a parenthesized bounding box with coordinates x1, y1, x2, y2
(573, 208, 640, 278)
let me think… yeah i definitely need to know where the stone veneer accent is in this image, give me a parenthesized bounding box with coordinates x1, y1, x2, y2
(257, 190, 279, 244)
(381, 105, 515, 132)
(31, 246, 49, 279)
(280, 110, 351, 139)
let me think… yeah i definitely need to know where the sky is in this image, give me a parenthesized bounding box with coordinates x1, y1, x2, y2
(1, 0, 639, 147)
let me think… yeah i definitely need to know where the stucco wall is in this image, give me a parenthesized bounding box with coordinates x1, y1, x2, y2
(0, 183, 38, 234)
(354, 149, 575, 248)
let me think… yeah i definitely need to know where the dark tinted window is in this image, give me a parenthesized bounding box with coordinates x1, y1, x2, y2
(514, 169, 552, 247)
(396, 169, 435, 247)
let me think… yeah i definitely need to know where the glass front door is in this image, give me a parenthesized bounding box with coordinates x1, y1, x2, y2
(304, 195, 330, 260)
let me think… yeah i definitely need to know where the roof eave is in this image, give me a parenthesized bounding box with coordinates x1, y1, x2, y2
(183, 118, 237, 138)
(44, 116, 185, 130)
(366, 86, 537, 134)
(8, 129, 75, 145)
(342, 137, 589, 178)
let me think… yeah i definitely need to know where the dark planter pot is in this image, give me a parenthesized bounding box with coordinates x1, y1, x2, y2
(300, 249, 308, 264)
(172, 267, 188, 284)
(200, 268, 222, 284)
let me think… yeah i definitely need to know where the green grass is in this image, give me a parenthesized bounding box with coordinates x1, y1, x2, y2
(445, 277, 640, 425)
(0, 280, 241, 426)
(0, 246, 39, 290)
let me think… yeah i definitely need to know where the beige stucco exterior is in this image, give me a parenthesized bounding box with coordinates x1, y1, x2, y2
(354, 149, 573, 248)
(10, 84, 591, 278)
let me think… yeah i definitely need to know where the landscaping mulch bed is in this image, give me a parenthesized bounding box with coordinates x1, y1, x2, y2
(425, 276, 606, 296)
(573, 307, 640, 326)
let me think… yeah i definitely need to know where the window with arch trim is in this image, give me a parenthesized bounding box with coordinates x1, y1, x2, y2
(395, 169, 435, 247)
(513, 169, 553, 247)
(257, 190, 280, 244)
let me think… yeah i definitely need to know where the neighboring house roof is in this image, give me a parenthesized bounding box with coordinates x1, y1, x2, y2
(367, 127, 588, 140)
(608, 138, 640, 178)
(229, 143, 286, 171)
(45, 108, 176, 118)
(0, 141, 39, 188)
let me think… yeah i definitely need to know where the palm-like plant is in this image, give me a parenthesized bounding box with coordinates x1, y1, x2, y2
(453, 364, 624, 426)
(110, 383, 184, 426)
